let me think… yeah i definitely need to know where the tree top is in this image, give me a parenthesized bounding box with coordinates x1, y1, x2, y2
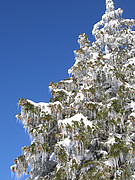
(106, 0, 115, 12)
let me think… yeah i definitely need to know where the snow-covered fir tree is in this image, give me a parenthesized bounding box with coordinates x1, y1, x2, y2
(11, 0, 135, 179)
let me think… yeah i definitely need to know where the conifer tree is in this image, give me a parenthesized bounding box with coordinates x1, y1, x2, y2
(11, 0, 135, 179)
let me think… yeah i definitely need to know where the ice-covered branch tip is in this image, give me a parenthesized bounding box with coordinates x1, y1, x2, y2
(106, 0, 115, 12)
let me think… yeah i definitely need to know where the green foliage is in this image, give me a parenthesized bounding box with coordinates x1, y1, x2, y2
(53, 90, 67, 102)
(89, 87, 96, 94)
(97, 73, 101, 83)
(57, 145, 68, 163)
(51, 168, 66, 180)
(17, 155, 26, 163)
(109, 118, 117, 126)
(109, 138, 129, 158)
(131, 142, 135, 151)
(42, 142, 51, 153)
(23, 102, 35, 113)
(71, 159, 78, 170)
(111, 99, 121, 113)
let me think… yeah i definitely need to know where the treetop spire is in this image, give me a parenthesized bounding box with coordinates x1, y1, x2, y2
(106, 0, 115, 12)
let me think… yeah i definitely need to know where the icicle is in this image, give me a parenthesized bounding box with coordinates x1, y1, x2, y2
(94, 111, 96, 119)
(82, 142, 84, 154)
(42, 151, 44, 166)
(76, 142, 78, 156)
(113, 124, 115, 132)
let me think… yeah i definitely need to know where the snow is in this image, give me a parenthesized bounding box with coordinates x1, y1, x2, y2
(68, 68, 72, 75)
(27, 100, 51, 114)
(83, 118, 92, 128)
(96, 150, 108, 156)
(114, 133, 122, 139)
(131, 174, 135, 179)
(92, 52, 99, 59)
(130, 112, 135, 117)
(61, 79, 73, 84)
(50, 101, 62, 106)
(58, 138, 71, 148)
(53, 88, 69, 94)
(75, 92, 84, 102)
(125, 82, 135, 89)
(58, 113, 92, 128)
(103, 53, 111, 59)
(104, 160, 112, 166)
(106, 136, 115, 145)
(131, 101, 135, 109)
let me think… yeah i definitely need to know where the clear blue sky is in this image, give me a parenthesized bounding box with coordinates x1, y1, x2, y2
(0, 0, 134, 179)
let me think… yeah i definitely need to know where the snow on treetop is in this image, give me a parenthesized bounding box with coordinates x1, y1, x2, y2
(106, 0, 115, 12)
